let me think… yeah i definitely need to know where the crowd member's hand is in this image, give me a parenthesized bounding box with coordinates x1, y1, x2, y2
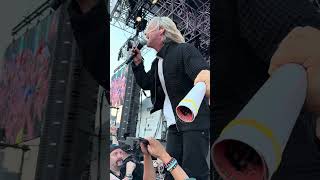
(132, 47, 143, 66)
(194, 70, 210, 104)
(75, 0, 98, 13)
(269, 26, 320, 113)
(110, 126, 117, 136)
(125, 161, 136, 176)
(145, 138, 172, 164)
(140, 142, 150, 155)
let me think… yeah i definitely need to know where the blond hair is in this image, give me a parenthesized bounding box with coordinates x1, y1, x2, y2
(148, 17, 185, 43)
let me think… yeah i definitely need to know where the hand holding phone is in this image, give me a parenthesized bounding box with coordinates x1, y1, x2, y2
(139, 138, 150, 155)
(139, 138, 149, 146)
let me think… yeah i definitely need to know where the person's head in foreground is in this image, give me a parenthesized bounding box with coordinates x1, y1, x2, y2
(110, 144, 129, 172)
(110, 144, 125, 172)
(144, 17, 185, 52)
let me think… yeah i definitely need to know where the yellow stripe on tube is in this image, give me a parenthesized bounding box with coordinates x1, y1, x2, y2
(180, 98, 199, 112)
(221, 119, 282, 170)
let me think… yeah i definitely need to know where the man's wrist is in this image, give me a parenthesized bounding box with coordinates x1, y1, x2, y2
(160, 152, 171, 164)
(143, 154, 151, 158)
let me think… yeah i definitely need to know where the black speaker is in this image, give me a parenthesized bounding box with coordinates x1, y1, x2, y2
(35, 4, 99, 180)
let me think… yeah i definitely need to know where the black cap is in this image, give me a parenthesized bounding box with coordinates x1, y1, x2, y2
(119, 143, 132, 153)
(110, 144, 121, 153)
(110, 143, 132, 154)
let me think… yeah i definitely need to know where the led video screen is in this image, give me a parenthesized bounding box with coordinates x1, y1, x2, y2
(0, 11, 59, 143)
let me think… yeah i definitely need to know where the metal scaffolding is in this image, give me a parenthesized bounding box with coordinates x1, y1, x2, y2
(311, 0, 320, 11)
(110, 0, 135, 36)
(110, 0, 210, 62)
(154, 0, 210, 61)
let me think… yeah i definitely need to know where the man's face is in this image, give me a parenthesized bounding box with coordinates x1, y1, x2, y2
(144, 23, 164, 49)
(110, 149, 124, 168)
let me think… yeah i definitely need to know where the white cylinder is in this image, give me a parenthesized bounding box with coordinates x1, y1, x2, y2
(176, 82, 206, 122)
(212, 64, 307, 180)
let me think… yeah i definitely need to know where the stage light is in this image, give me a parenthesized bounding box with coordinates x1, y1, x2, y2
(136, 8, 143, 22)
(152, 0, 158, 4)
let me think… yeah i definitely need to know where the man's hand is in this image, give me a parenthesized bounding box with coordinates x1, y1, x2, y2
(132, 48, 143, 66)
(194, 70, 210, 101)
(125, 161, 136, 176)
(75, 0, 98, 13)
(269, 26, 320, 113)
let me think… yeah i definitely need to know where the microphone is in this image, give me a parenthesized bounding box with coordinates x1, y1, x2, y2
(125, 39, 147, 64)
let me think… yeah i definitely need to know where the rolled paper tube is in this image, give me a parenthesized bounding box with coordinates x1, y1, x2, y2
(212, 64, 307, 180)
(176, 82, 206, 122)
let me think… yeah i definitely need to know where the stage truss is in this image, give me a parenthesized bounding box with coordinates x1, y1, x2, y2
(110, 0, 210, 63)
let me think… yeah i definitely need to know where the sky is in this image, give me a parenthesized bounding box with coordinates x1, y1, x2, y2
(0, 0, 46, 58)
(109, 0, 157, 78)
(0, 0, 47, 76)
(110, 23, 156, 80)
(110, 21, 156, 120)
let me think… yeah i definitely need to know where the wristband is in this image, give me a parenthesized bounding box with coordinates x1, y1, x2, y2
(164, 157, 174, 168)
(167, 159, 178, 172)
(165, 158, 178, 172)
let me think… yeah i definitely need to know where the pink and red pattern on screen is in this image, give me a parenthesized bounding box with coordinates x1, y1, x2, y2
(110, 66, 129, 107)
(0, 11, 59, 144)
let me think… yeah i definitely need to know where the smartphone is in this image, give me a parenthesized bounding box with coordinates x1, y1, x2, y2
(138, 137, 149, 146)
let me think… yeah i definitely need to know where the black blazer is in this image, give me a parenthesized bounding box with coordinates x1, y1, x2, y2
(132, 41, 210, 131)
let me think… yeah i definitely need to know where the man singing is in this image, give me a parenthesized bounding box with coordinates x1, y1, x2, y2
(131, 17, 210, 180)
(67, 1, 210, 179)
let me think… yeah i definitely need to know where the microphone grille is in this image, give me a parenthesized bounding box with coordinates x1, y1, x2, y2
(137, 38, 147, 50)
(140, 38, 147, 46)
